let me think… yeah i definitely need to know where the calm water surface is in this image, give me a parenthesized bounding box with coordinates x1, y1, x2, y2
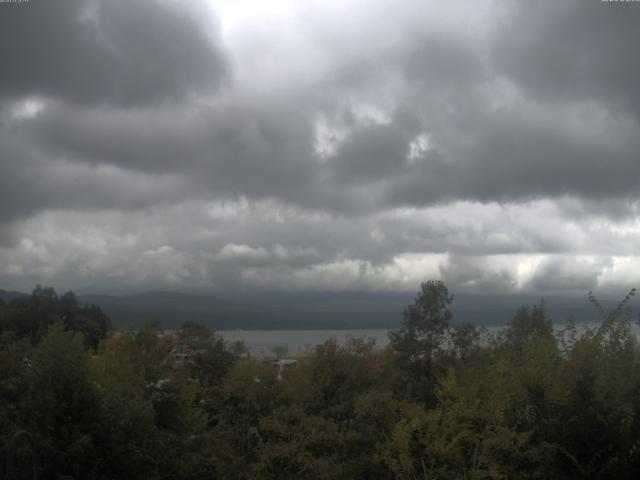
(220, 323, 640, 357)
(219, 329, 391, 356)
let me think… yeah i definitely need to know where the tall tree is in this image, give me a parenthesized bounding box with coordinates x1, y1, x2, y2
(505, 302, 553, 351)
(389, 280, 453, 403)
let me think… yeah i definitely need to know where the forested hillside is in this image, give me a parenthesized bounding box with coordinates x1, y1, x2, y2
(2, 283, 640, 479)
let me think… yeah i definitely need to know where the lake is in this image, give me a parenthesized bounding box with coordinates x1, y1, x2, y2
(220, 322, 640, 357)
(219, 329, 391, 356)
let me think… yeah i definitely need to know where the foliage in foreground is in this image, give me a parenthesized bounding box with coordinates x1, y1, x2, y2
(1, 283, 640, 479)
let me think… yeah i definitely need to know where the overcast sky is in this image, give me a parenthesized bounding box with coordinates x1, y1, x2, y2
(1, 0, 640, 295)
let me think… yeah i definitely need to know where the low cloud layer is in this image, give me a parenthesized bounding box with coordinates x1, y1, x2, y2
(1, 0, 640, 295)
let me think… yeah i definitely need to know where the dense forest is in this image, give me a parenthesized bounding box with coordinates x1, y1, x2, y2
(1, 281, 640, 479)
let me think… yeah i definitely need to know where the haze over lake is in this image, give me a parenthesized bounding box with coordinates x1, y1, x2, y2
(219, 321, 640, 357)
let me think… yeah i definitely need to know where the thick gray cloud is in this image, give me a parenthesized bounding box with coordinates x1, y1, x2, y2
(0, 120, 189, 223)
(405, 34, 485, 92)
(528, 256, 614, 294)
(330, 122, 414, 184)
(1, 0, 640, 294)
(385, 103, 640, 206)
(493, 1, 640, 116)
(0, 0, 226, 105)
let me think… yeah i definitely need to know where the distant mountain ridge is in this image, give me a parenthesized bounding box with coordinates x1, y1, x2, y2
(76, 291, 401, 330)
(0, 289, 28, 302)
(1, 287, 619, 330)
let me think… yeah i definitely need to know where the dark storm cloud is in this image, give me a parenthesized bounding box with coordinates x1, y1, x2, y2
(0, 0, 226, 106)
(330, 122, 413, 184)
(493, 0, 640, 116)
(0, 120, 189, 226)
(528, 256, 613, 293)
(20, 98, 319, 204)
(383, 105, 640, 208)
